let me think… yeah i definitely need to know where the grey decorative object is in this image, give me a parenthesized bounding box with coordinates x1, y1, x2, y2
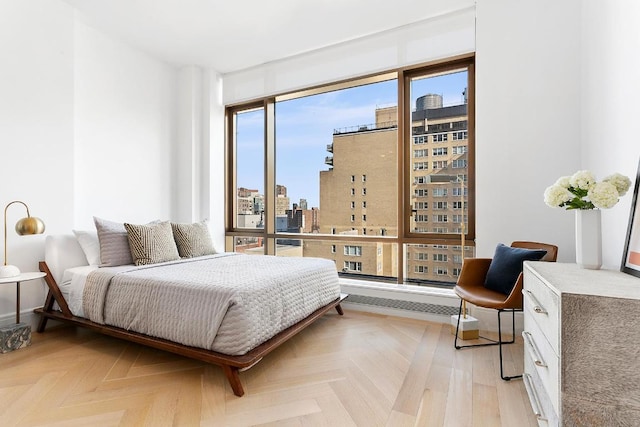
(0, 323, 31, 353)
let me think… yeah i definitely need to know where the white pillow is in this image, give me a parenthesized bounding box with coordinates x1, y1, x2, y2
(72, 229, 101, 265)
(93, 216, 134, 266)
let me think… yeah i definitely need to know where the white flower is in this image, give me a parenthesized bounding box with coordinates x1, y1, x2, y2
(544, 185, 573, 208)
(570, 170, 596, 190)
(588, 181, 619, 209)
(554, 176, 571, 188)
(603, 173, 632, 196)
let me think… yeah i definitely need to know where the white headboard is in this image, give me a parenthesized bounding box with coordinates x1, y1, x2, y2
(44, 235, 89, 285)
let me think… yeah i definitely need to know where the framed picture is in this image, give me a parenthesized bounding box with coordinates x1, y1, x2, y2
(622, 158, 640, 278)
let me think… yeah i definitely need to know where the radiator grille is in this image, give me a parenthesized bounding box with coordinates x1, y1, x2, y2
(344, 294, 459, 316)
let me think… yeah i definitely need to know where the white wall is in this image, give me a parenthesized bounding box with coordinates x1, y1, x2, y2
(475, 0, 582, 261)
(73, 18, 178, 229)
(0, 0, 74, 324)
(581, 0, 640, 268)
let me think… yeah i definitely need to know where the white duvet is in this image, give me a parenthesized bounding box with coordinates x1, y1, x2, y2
(80, 253, 340, 355)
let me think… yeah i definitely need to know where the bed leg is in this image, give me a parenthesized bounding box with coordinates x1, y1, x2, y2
(335, 304, 344, 315)
(37, 315, 49, 333)
(222, 365, 244, 397)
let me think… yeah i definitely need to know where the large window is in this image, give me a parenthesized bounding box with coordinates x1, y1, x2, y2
(226, 56, 475, 287)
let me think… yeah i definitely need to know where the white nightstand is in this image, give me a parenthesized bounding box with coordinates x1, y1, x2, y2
(0, 271, 46, 353)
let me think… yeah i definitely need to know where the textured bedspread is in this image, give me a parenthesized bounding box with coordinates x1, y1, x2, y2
(82, 253, 340, 355)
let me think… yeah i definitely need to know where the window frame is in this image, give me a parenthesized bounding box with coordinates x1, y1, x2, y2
(225, 54, 475, 286)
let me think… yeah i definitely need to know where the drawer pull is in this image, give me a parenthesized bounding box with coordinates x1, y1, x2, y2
(523, 373, 547, 422)
(522, 331, 547, 367)
(523, 289, 547, 314)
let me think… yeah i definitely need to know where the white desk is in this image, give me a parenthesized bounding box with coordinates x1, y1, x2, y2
(0, 272, 46, 324)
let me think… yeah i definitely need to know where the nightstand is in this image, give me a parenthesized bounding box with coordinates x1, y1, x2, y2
(0, 271, 46, 353)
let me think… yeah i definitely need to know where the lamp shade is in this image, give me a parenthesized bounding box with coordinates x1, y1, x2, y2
(15, 216, 45, 235)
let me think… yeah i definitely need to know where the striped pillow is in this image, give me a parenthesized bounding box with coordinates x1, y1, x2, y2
(171, 221, 216, 258)
(124, 221, 180, 266)
(94, 217, 134, 266)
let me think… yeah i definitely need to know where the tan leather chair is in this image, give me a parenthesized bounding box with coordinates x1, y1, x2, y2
(453, 241, 558, 380)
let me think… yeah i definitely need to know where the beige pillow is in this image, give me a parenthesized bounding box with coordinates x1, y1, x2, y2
(124, 221, 180, 266)
(171, 221, 216, 258)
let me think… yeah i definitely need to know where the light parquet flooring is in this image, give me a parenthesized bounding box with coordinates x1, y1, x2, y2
(0, 310, 537, 427)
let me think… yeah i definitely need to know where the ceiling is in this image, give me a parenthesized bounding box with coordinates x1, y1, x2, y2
(63, 0, 467, 74)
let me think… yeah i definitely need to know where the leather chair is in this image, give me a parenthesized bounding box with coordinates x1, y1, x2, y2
(453, 241, 558, 380)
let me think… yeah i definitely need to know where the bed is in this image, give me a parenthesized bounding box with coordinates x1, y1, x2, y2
(35, 233, 344, 397)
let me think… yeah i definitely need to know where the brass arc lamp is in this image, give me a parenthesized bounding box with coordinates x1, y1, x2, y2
(1, 201, 45, 278)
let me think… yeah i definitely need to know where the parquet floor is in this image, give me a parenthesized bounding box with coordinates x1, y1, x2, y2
(0, 310, 537, 426)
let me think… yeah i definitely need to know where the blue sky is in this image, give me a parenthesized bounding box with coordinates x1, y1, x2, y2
(236, 71, 467, 208)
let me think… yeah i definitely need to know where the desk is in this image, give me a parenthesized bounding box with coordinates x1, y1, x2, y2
(0, 271, 46, 352)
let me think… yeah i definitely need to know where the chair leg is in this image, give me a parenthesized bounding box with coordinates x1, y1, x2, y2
(453, 302, 522, 381)
(498, 309, 522, 381)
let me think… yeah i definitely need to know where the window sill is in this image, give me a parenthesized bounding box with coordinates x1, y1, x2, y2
(339, 277, 457, 299)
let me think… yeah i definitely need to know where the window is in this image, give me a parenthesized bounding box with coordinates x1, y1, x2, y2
(344, 245, 362, 256)
(453, 187, 468, 197)
(435, 267, 449, 276)
(227, 56, 475, 287)
(433, 214, 448, 223)
(453, 254, 463, 264)
(452, 159, 467, 169)
(453, 268, 462, 277)
(432, 160, 448, 170)
(433, 253, 448, 262)
(452, 145, 467, 154)
(414, 266, 428, 273)
(432, 133, 448, 143)
(343, 261, 362, 272)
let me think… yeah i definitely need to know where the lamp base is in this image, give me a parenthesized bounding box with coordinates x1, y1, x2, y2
(0, 265, 21, 278)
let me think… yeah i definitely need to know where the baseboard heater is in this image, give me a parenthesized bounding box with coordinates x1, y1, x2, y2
(343, 294, 459, 316)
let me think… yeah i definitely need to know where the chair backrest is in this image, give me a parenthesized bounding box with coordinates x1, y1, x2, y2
(511, 241, 558, 262)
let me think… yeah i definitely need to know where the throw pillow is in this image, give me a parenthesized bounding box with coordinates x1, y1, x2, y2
(484, 244, 547, 295)
(94, 217, 134, 266)
(171, 220, 216, 258)
(125, 221, 180, 266)
(72, 229, 101, 265)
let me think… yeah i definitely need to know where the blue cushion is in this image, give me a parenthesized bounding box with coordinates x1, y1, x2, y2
(484, 244, 547, 295)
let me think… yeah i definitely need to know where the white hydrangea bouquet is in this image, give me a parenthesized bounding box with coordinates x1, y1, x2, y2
(544, 170, 631, 210)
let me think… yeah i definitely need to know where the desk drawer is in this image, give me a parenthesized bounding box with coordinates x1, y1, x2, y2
(523, 266, 560, 355)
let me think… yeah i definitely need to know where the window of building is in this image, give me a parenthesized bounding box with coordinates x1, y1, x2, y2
(414, 265, 428, 273)
(416, 253, 428, 260)
(452, 159, 467, 169)
(435, 267, 448, 276)
(453, 268, 462, 277)
(227, 55, 475, 287)
(343, 261, 362, 272)
(452, 187, 468, 197)
(433, 253, 448, 262)
(344, 245, 362, 256)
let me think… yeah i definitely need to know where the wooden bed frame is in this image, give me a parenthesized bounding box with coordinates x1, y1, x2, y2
(35, 261, 345, 397)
